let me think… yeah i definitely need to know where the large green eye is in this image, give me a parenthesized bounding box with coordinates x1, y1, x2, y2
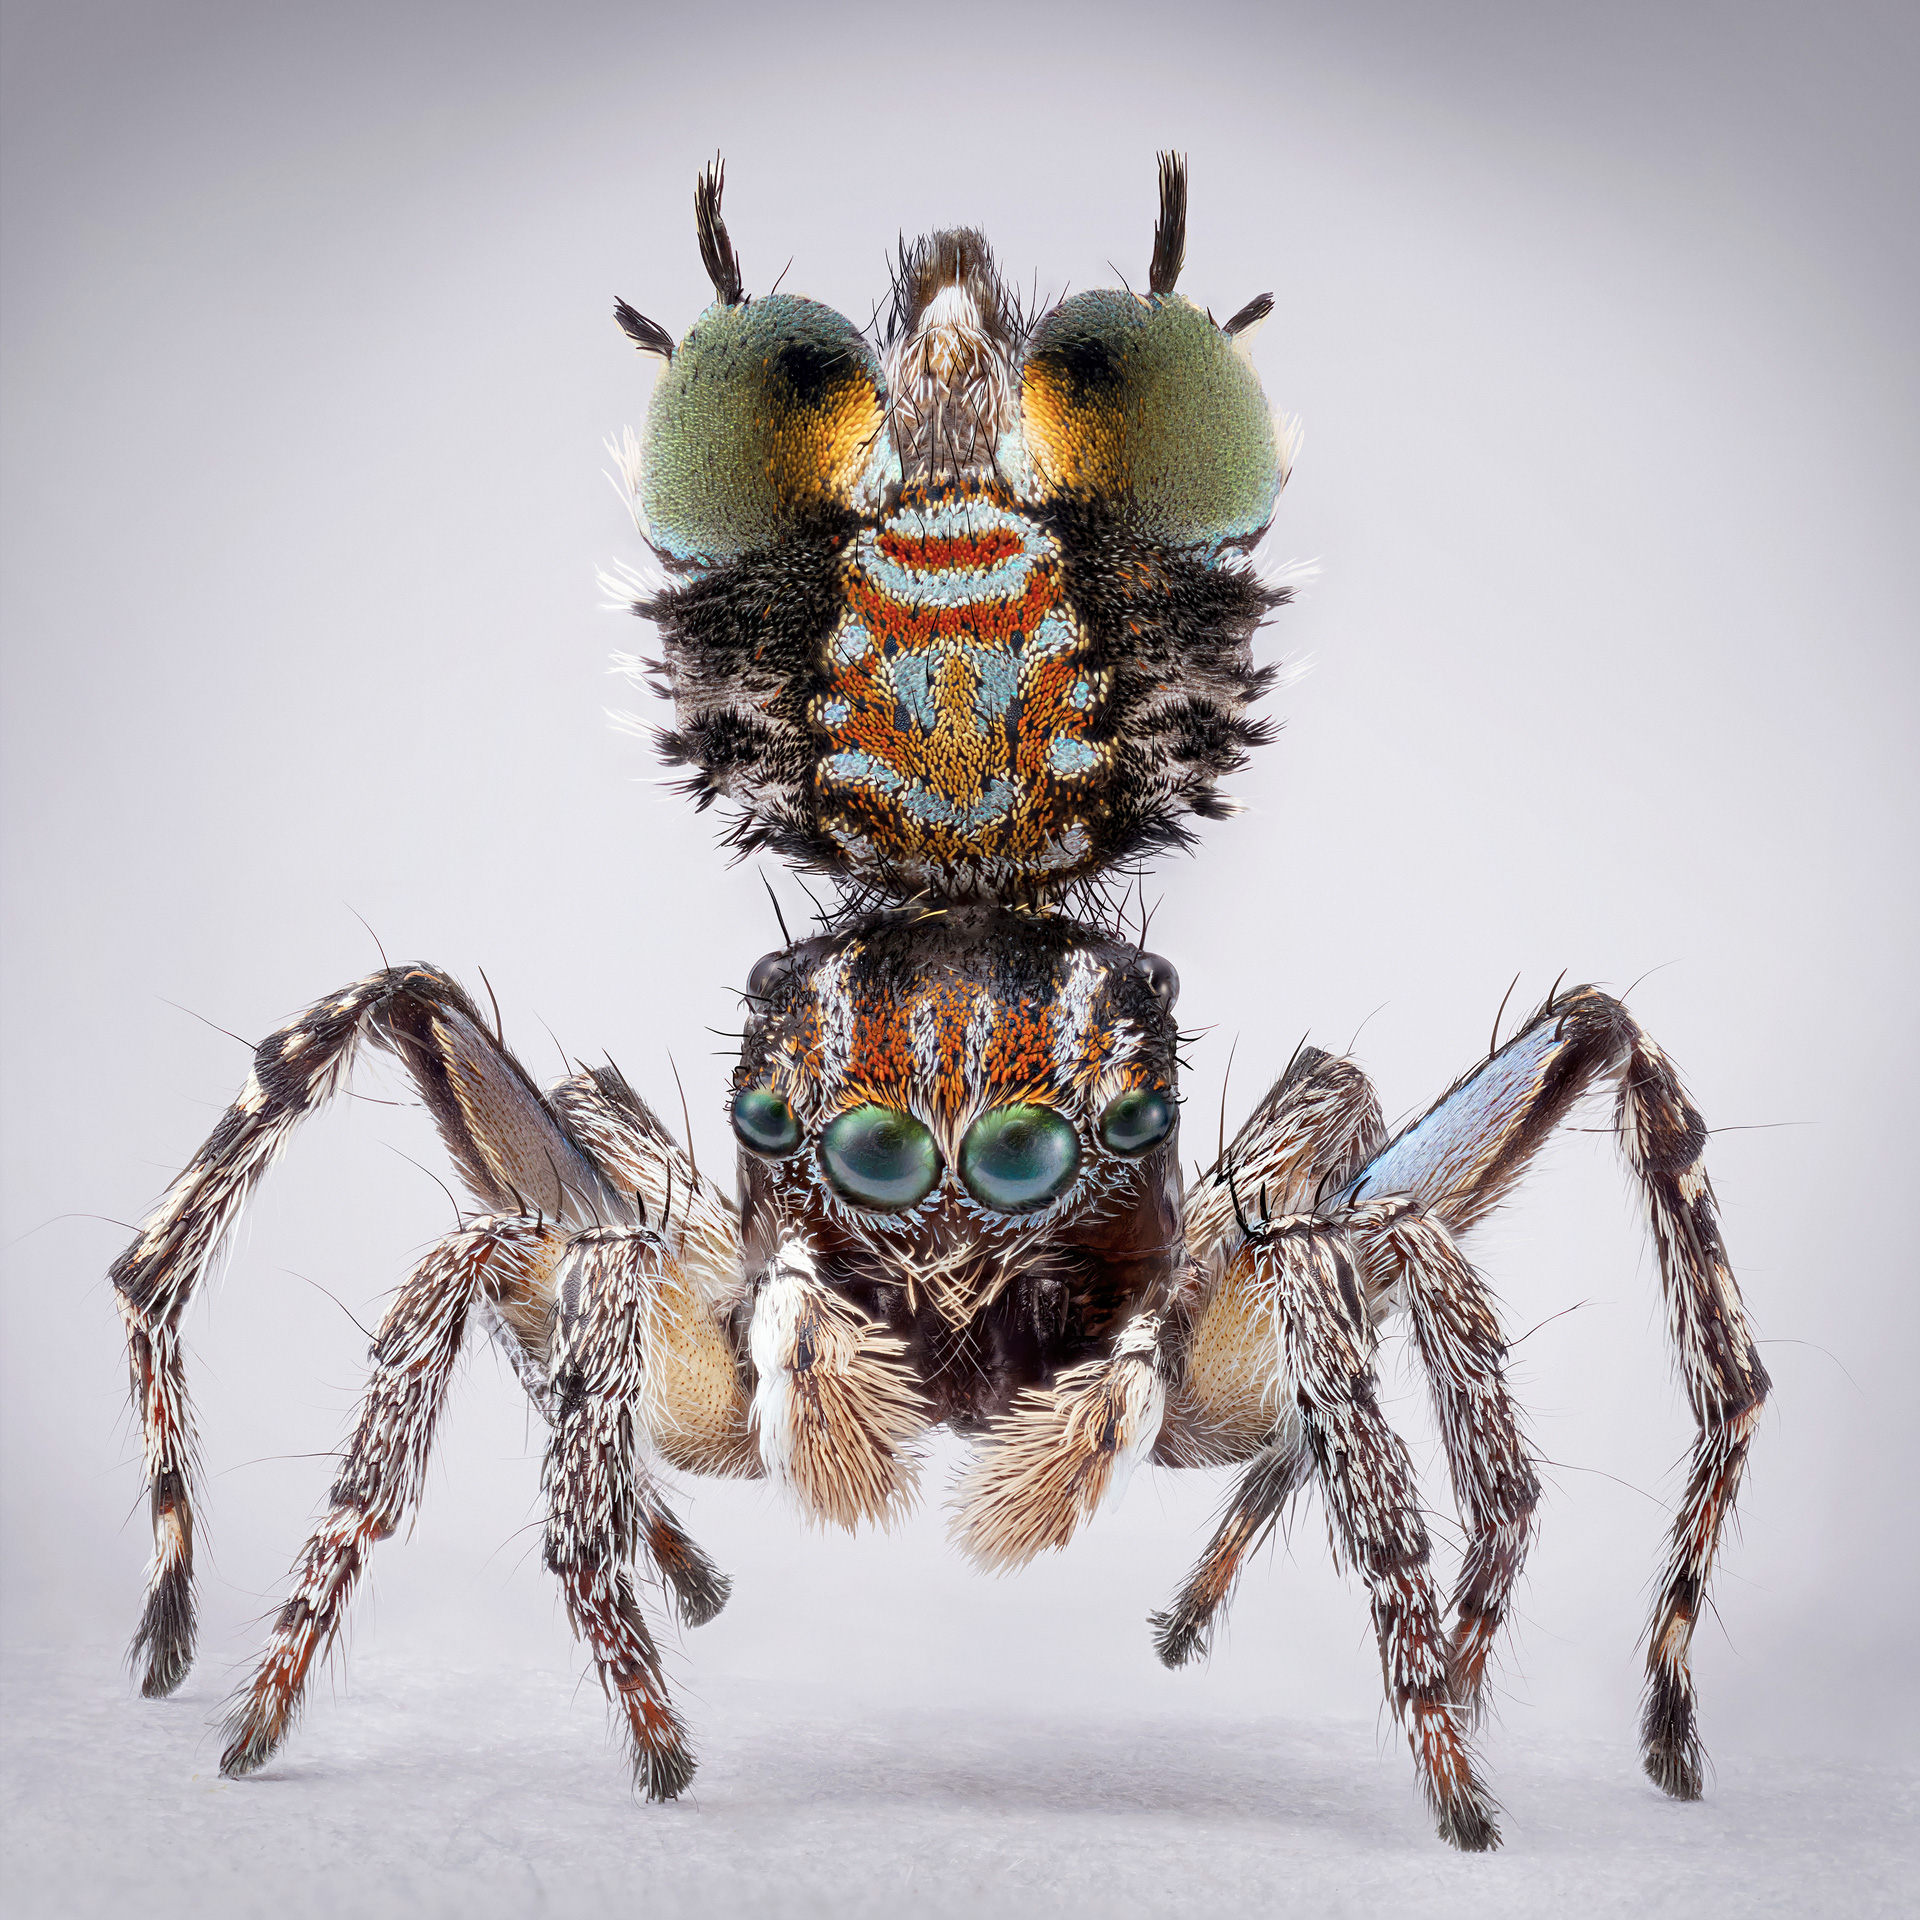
(1097, 1087, 1176, 1157)
(1020, 290, 1282, 549)
(641, 294, 887, 566)
(820, 1104, 941, 1211)
(959, 1104, 1082, 1213)
(731, 1087, 802, 1157)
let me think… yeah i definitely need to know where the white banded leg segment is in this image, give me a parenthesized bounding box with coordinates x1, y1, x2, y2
(951, 1305, 1170, 1572)
(547, 1063, 745, 1333)
(543, 1226, 724, 1801)
(747, 1238, 928, 1531)
(1356, 1198, 1539, 1715)
(120, 1316, 196, 1699)
(1257, 1217, 1500, 1853)
(221, 1213, 565, 1778)
(111, 962, 622, 1697)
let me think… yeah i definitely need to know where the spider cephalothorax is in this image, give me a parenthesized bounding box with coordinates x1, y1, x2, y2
(729, 906, 1183, 1433)
(108, 154, 1769, 1852)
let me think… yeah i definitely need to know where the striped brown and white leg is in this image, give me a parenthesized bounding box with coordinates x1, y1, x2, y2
(110, 963, 630, 1697)
(221, 1213, 565, 1775)
(1148, 1414, 1311, 1668)
(1615, 1030, 1769, 1799)
(1353, 1197, 1539, 1716)
(1257, 1215, 1500, 1852)
(1149, 1047, 1386, 1661)
(542, 1226, 722, 1799)
(1336, 986, 1769, 1797)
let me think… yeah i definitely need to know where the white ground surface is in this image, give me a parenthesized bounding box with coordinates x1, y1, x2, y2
(4, 1629, 1910, 1919)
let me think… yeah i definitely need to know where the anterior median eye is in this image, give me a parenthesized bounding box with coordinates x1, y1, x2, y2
(731, 1087, 803, 1157)
(820, 1104, 941, 1210)
(1097, 1087, 1175, 1156)
(959, 1104, 1081, 1213)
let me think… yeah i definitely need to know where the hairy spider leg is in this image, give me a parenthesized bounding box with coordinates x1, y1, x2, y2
(544, 1224, 733, 1800)
(1333, 984, 1769, 1798)
(1256, 1214, 1502, 1851)
(1355, 1197, 1539, 1719)
(108, 965, 751, 1706)
(221, 1213, 567, 1775)
(1148, 1428, 1311, 1670)
(1152, 1190, 1536, 1718)
(1149, 1046, 1388, 1666)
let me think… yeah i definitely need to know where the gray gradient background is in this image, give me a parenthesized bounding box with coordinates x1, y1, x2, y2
(2, 2, 1914, 1914)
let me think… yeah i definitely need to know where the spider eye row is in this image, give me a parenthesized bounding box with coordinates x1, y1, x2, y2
(729, 1087, 1175, 1213)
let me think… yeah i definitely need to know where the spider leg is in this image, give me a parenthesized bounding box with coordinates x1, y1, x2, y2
(948, 1294, 1172, 1571)
(1149, 1047, 1384, 1661)
(110, 964, 718, 1699)
(543, 1225, 722, 1799)
(1147, 1414, 1310, 1669)
(547, 1062, 758, 1481)
(1339, 985, 1769, 1798)
(112, 966, 622, 1696)
(221, 1212, 566, 1776)
(1346, 1196, 1538, 1720)
(1256, 1214, 1500, 1851)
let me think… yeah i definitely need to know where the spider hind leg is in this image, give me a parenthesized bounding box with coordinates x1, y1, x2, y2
(1148, 1423, 1309, 1669)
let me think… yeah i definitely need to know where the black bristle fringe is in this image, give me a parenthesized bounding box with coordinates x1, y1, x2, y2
(614, 299, 675, 359)
(1222, 292, 1273, 337)
(1149, 151, 1188, 297)
(694, 156, 743, 305)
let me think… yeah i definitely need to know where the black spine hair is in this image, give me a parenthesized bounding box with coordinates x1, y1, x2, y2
(1222, 292, 1273, 337)
(695, 156, 744, 305)
(614, 299, 675, 359)
(1148, 151, 1188, 297)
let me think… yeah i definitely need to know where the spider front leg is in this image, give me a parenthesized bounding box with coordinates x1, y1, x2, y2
(110, 963, 630, 1697)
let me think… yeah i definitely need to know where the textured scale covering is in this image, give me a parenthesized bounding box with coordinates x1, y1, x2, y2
(620, 168, 1290, 903)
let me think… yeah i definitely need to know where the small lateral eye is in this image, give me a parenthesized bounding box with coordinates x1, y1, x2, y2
(1097, 1087, 1175, 1157)
(959, 1104, 1081, 1213)
(820, 1104, 941, 1211)
(731, 1087, 803, 1157)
